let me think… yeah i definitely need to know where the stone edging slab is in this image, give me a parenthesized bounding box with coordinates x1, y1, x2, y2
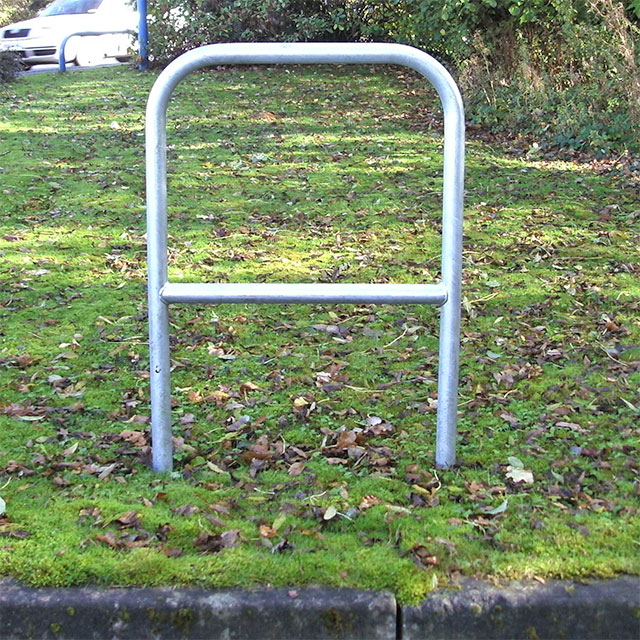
(403, 576, 640, 640)
(0, 577, 638, 639)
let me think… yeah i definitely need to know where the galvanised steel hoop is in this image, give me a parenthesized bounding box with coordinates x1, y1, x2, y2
(146, 43, 464, 473)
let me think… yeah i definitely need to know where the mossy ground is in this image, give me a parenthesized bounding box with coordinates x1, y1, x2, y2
(0, 65, 638, 604)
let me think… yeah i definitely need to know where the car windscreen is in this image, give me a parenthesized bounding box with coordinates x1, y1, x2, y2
(40, 0, 103, 16)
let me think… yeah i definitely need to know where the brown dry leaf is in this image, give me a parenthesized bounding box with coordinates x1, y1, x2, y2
(364, 416, 394, 436)
(288, 462, 305, 477)
(555, 421, 588, 434)
(336, 430, 358, 450)
(95, 532, 120, 549)
(433, 537, 457, 554)
(204, 514, 226, 528)
(180, 413, 196, 426)
(209, 503, 230, 515)
(10, 529, 32, 539)
(410, 545, 439, 568)
(161, 546, 183, 558)
(172, 504, 200, 518)
(204, 390, 231, 406)
(243, 441, 273, 462)
(0, 527, 32, 540)
(78, 506, 102, 526)
(114, 510, 141, 529)
(499, 411, 519, 426)
(98, 463, 117, 480)
(259, 524, 278, 538)
(194, 529, 241, 553)
(155, 523, 173, 542)
(271, 538, 295, 553)
(359, 495, 382, 510)
(15, 354, 36, 368)
(260, 111, 278, 123)
(119, 429, 147, 447)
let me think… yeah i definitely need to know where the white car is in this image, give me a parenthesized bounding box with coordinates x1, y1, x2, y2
(0, 0, 138, 68)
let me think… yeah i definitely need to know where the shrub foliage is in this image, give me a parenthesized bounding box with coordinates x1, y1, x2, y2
(0, 51, 24, 85)
(144, 0, 639, 154)
(1, 0, 637, 152)
(0, 0, 47, 25)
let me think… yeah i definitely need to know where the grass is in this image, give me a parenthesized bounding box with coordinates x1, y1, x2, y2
(0, 64, 638, 604)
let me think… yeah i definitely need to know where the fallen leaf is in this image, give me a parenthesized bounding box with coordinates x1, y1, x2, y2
(239, 381, 260, 394)
(194, 529, 241, 553)
(114, 511, 141, 528)
(409, 545, 439, 568)
(288, 462, 305, 477)
(207, 460, 225, 474)
(359, 495, 382, 510)
(204, 390, 230, 405)
(259, 524, 278, 538)
(62, 442, 79, 457)
(95, 532, 120, 549)
(323, 505, 338, 520)
(506, 466, 534, 484)
(507, 456, 524, 468)
(271, 538, 295, 553)
(483, 500, 508, 516)
(172, 504, 200, 518)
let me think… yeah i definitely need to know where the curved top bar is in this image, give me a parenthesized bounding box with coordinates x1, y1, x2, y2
(146, 43, 464, 291)
(146, 42, 463, 125)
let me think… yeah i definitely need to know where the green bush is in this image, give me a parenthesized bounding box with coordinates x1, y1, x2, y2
(145, 0, 401, 67)
(450, 0, 640, 153)
(0, 0, 48, 25)
(144, 0, 639, 155)
(0, 51, 24, 85)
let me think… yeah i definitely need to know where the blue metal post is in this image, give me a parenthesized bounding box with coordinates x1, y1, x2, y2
(138, 0, 148, 70)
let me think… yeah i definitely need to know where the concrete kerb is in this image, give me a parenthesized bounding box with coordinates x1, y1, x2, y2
(0, 583, 396, 640)
(0, 577, 637, 639)
(403, 577, 640, 640)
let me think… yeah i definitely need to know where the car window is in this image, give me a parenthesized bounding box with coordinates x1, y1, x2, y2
(40, 0, 103, 16)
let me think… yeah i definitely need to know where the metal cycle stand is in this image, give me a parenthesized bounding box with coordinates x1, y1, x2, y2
(146, 43, 464, 473)
(58, 30, 135, 72)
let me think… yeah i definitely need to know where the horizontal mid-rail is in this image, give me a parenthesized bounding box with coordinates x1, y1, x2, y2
(159, 282, 448, 306)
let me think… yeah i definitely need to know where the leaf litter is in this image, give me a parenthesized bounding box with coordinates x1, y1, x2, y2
(0, 65, 638, 603)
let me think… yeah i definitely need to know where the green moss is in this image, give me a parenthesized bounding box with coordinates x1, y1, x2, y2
(0, 65, 638, 604)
